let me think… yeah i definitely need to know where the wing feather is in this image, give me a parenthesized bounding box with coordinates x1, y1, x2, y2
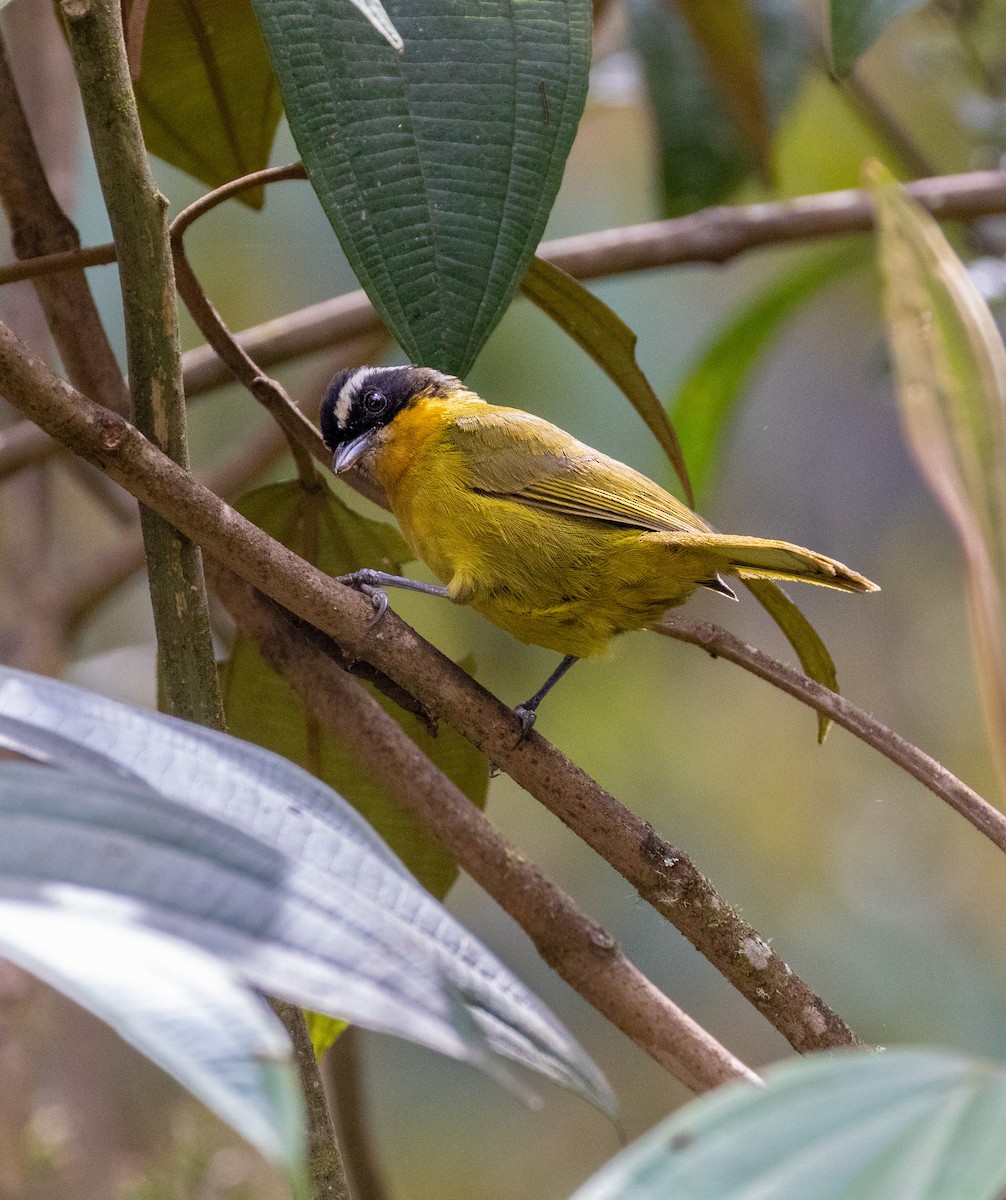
(449, 408, 706, 534)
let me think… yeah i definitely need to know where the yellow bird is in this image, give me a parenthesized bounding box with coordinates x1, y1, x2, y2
(320, 365, 878, 732)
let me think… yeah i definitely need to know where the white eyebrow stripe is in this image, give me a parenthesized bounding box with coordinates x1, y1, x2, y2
(333, 366, 379, 426)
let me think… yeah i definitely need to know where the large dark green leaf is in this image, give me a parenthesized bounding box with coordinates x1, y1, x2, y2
(568, 1049, 1006, 1200)
(826, 0, 931, 77)
(133, 0, 284, 208)
(627, 0, 806, 216)
(252, 0, 592, 375)
(0, 666, 616, 1116)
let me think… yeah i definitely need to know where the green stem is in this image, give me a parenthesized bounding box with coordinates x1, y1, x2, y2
(271, 1000, 353, 1200)
(59, 0, 222, 727)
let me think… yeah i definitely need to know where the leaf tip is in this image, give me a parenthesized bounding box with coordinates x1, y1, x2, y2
(862, 157, 894, 192)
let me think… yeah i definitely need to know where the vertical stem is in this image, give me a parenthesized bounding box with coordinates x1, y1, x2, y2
(59, 0, 222, 726)
(55, 8, 350, 1192)
(271, 1000, 353, 1200)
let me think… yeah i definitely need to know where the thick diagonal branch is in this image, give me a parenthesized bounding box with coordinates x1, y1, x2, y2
(0, 322, 863, 1056)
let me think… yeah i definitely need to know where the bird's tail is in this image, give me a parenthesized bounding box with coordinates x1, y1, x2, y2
(677, 533, 879, 594)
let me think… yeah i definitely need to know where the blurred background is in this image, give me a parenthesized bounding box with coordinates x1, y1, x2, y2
(2, 0, 1006, 1197)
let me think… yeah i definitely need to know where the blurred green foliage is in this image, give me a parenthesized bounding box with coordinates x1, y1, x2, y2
(12, 0, 1006, 1195)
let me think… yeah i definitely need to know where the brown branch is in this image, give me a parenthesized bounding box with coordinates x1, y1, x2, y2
(211, 563, 760, 1093)
(168, 165, 322, 485)
(8, 167, 1006, 401)
(10, 167, 1006, 401)
(0, 321, 864, 1056)
(542, 168, 1006, 277)
(58, 338, 389, 630)
(0, 241, 116, 287)
(655, 615, 1006, 853)
(0, 30, 128, 416)
(163, 167, 1006, 391)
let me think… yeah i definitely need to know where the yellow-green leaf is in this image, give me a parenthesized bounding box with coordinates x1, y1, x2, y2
(523, 257, 694, 505)
(133, 0, 283, 208)
(669, 0, 772, 183)
(222, 480, 490, 1054)
(742, 578, 839, 743)
(223, 478, 490, 892)
(306, 1013, 348, 1057)
(867, 159, 1006, 793)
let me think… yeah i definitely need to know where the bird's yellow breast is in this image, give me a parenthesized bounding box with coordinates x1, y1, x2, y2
(363, 394, 708, 657)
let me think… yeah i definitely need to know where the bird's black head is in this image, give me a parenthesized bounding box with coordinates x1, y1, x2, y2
(319, 365, 453, 474)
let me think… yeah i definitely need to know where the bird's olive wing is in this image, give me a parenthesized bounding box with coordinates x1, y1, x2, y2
(448, 410, 706, 533)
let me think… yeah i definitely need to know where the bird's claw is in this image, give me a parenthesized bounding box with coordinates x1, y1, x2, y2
(361, 585, 388, 625)
(337, 569, 389, 626)
(513, 704, 537, 744)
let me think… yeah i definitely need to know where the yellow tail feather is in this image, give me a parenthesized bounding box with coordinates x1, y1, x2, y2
(675, 533, 879, 594)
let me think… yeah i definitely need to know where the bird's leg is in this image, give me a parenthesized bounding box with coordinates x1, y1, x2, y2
(514, 655, 580, 740)
(337, 568, 449, 624)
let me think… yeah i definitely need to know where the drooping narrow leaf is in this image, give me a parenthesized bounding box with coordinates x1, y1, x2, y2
(867, 160, 1006, 795)
(0, 873, 303, 1176)
(670, 245, 869, 502)
(825, 0, 930, 78)
(251, 0, 592, 375)
(741, 578, 839, 743)
(627, 0, 806, 216)
(670, 0, 772, 182)
(132, 0, 284, 207)
(523, 257, 693, 504)
(0, 666, 616, 1116)
(567, 1049, 1006, 1200)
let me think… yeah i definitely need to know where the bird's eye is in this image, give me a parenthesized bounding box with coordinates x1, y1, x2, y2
(362, 388, 388, 417)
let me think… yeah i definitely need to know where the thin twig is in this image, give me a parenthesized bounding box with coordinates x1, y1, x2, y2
(211, 563, 761, 1093)
(655, 615, 1006, 853)
(61, 0, 222, 727)
(58, 335, 389, 630)
(0, 30, 128, 416)
(169, 165, 321, 485)
(6, 166, 1006, 483)
(0, 241, 116, 287)
(45, 167, 1006, 302)
(170, 162, 307, 237)
(0, 326, 866, 1056)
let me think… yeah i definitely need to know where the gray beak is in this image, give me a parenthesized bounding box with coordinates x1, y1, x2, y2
(332, 430, 375, 474)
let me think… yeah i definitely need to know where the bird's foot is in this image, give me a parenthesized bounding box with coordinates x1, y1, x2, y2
(513, 703, 537, 744)
(337, 569, 389, 625)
